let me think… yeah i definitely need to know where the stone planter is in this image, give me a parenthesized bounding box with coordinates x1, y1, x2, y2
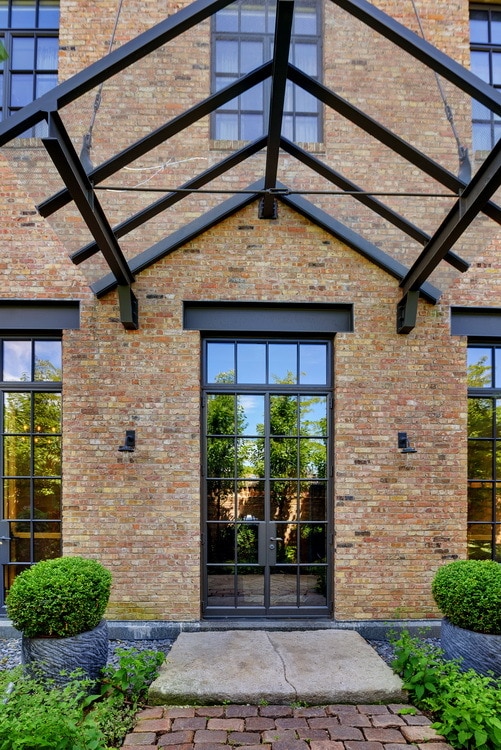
(21, 619, 108, 685)
(441, 618, 501, 678)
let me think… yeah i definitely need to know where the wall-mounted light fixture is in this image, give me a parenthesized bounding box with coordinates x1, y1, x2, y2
(118, 430, 136, 453)
(398, 431, 417, 454)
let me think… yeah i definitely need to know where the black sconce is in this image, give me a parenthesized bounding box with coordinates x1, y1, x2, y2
(118, 430, 136, 453)
(398, 431, 417, 454)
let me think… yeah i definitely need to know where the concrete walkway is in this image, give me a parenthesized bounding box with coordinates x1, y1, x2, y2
(148, 631, 406, 706)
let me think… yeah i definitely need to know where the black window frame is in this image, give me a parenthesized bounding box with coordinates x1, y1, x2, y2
(0, 0, 59, 137)
(470, 4, 501, 151)
(210, 0, 322, 143)
(467, 341, 501, 562)
(0, 335, 62, 611)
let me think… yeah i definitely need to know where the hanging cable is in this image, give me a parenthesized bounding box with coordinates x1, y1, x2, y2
(80, 0, 125, 171)
(409, 0, 471, 182)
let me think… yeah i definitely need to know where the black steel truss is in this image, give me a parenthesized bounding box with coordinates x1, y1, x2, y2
(1, 0, 501, 331)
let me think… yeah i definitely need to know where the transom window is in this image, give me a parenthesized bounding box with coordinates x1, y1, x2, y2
(467, 344, 501, 562)
(211, 0, 321, 143)
(470, 6, 501, 151)
(0, 0, 59, 137)
(0, 337, 62, 608)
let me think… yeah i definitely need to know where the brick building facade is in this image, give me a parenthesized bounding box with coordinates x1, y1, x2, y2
(0, 0, 499, 624)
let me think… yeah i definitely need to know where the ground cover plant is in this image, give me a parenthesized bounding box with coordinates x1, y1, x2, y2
(391, 629, 501, 750)
(0, 647, 165, 750)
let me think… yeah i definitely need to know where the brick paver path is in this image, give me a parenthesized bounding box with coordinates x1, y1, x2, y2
(121, 704, 454, 750)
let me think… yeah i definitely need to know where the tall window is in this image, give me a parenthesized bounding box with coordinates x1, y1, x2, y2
(0, 0, 59, 137)
(467, 344, 501, 561)
(470, 5, 501, 151)
(1, 338, 62, 608)
(211, 0, 321, 143)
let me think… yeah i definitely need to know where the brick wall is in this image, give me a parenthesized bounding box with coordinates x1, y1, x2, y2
(0, 0, 496, 621)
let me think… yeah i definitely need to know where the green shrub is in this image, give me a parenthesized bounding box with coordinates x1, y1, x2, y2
(391, 630, 501, 750)
(6, 557, 112, 638)
(431, 560, 501, 635)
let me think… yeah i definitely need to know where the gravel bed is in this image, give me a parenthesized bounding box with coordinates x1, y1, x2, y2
(0, 638, 174, 672)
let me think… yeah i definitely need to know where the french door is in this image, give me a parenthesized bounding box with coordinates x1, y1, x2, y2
(202, 338, 332, 617)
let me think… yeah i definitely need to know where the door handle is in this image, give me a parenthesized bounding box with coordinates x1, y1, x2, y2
(0, 536, 10, 541)
(270, 537, 283, 542)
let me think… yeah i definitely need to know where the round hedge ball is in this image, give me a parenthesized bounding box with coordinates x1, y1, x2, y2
(432, 559, 501, 635)
(6, 556, 112, 638)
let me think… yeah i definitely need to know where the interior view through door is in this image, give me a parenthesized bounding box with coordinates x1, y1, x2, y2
(202, 338, 332, 617)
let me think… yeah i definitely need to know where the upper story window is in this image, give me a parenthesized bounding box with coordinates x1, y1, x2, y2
(470, 5, 501, 151)
(211, 0, 321, 143)
(0, 0, 59, 137)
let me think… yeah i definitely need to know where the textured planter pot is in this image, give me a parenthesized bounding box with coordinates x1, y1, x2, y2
(441, 618, 501, 678)
(22, 619, 108, 685)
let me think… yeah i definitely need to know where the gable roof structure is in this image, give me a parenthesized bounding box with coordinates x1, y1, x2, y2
(1, 0, 501, 332)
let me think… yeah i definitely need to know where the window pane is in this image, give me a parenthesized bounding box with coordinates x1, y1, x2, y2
(492, 11, 501, 44)
(34, 392, 61, 433)
(11, 0, 36, 27)
(299, 481, 326, 520)
(470, 10, 489, 43)
(270, 438, 297, 477)
(4, 392, 30, 433)
(269, 344, 297, 383)
(471, 50, 490, 82)
(38, 0, 59, 28)
(241, 5, 266, 33)
(270, 395, 297, 435)
(34, 340, 61, 380)
(208, 479, 235, 520)
(34, 477, 60, 518)
(241, 113, 263, 139)
(207, 523, 235, 563)
(34, 435, 61, 476)
(237, 479, 264, 519)
(472, 98, 491, 121)
(37, 36, 57, 68)
(473, 122, 493, 151)
(299, 343, 327, 384)
(0, 2, 8, 26)
(299, 523, 326, 563)
(468, 523, 492, 559)
(492, 52, 501, 85)
(300, 396, 327, 436)
(4, 435, 30, 476)
(214, 111, 238, 140)
(207, 394, 235, 435)
(11, 521, 31, 562)
(294, 6, 317, 35)
(300, 438, 327, 478)
(3, 477, 30, 518)
(241, 40, 263, 73)
(11, 36, 34, 67)
(207, 437, 235, 477)
(236, 522, 259, 563)
(240, 81, 263, 111)
(207, 342, 235, 383)
(270, 480, 297, 520)
(295, 86, 318, 113)
(3, 340, 31, 381)
(468, 440, 493, 479)
(468, 484, 493, 522)
(237, 394, 264, 434)
(293, 42, 317, 76)
(467, 347, 492, 387)
(295, 115, 318, 142)
(237, 437, 263, 477)
(34, 520, 60, 561)
(468, 398, 493, 438)
(237, 343, 266, 383)
(11, 72, 34, 105)
(215, 39, 239, 73)
(215, 6, 238, 32)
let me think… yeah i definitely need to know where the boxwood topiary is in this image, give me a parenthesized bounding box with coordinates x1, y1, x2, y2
(6, 556, 112, 638)
(432, 559, 501, 635)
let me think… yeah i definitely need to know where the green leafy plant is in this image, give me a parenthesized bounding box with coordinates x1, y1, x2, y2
(0, 647, 165, 750)
(431, 560, 501, 634)
(6, 557, 112, 638)
(391, 630, 501, 750)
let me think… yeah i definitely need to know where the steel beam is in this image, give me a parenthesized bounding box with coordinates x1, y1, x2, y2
(0, 0, 233, 144)
(41, 110, 134, 286)
(92, 180, 266, 297)
(401, 135, 501, 295)
(118, 285, 139, 330)
(396, 291, 419, 334)
(288, 65, 501, 227)
(38, 63, 272, 218)
(260, 0, 294, 219)
(280, 137, 468, 272)
(330, 0, 501, 116)
(72, 137, 267, 263)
